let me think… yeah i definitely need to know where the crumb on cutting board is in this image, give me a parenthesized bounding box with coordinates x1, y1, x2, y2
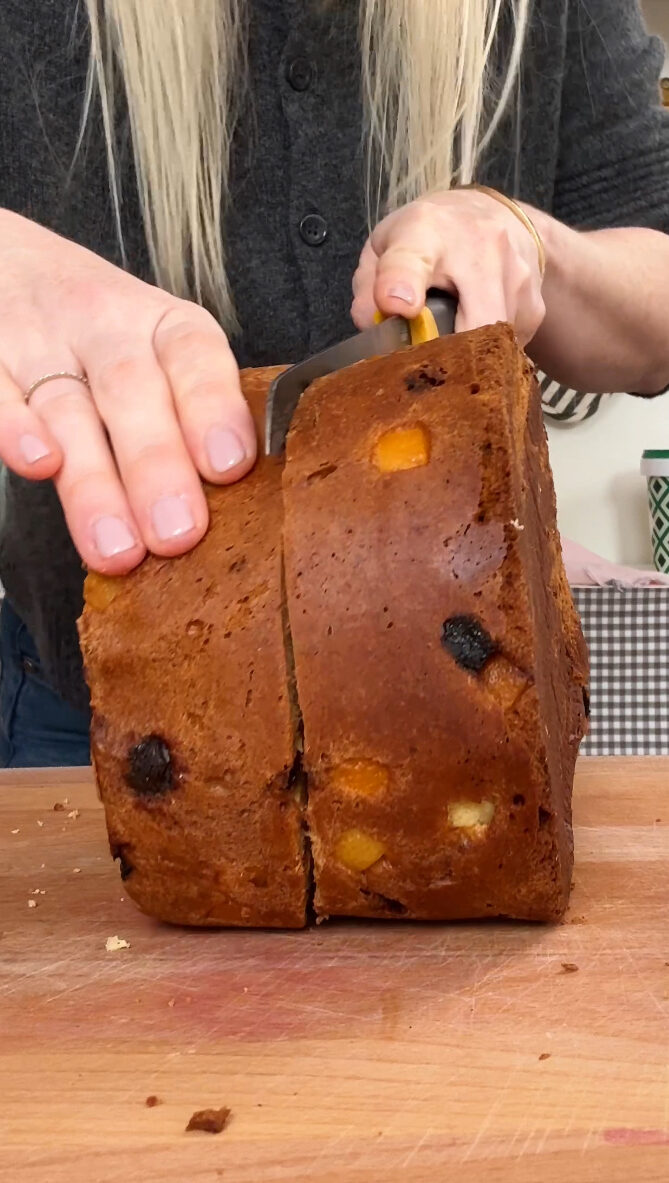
(186, 1107, 231, 1134)
(561, 962, 579, 974)
(105, 935, 130, 952)
(145, 1095, 162, 1108)
(67, 809, 80, 820)
(53, 802, 65, 812)
(538, 1053, 551, 1061)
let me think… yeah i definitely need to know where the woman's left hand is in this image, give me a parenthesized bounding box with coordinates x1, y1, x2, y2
(351, 188, 546, 346)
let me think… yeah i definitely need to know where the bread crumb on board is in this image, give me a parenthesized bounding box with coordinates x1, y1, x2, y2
(67, 809, 80, 820)
(186, 1107, 231, 1134)
(561, 962, 579, 974)
(53, 802, 65, 812)
(538, 1053, 552, 1061)
(145, 1095, 162, 1108)
(105, 935, 130, 952)
(27, 900, 37, 909)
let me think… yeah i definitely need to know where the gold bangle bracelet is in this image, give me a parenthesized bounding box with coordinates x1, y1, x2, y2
(460, 183, 546, 278)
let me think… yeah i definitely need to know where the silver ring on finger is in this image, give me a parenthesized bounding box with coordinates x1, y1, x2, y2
(24, 371, 89, 404)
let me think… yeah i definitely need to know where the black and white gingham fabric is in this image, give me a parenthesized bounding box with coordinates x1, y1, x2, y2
(572, 586, 669, 756)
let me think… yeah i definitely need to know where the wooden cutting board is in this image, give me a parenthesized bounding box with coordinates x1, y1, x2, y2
(1, 758, 668, 1183)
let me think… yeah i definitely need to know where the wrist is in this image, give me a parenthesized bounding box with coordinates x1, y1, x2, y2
(519, 205, 579, 289)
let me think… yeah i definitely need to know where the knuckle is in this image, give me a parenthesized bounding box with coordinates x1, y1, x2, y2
(380, 244, 432, 274)
(518, 297, 545, 343)
(494, 224, 514, 252)
(168, 337, 235, 391)
(173, 299, 220, 331)
(407, 212, 439, 246)
(157, 302, 224, 346)
(532, 294, 547, 327)
(158, 322, 232, 378)
(56, 469, 109, 507)
(29, 386, 91, 419)
(514, 257, 532, 287)
(359, 237, 376, 262)
(181, 376, 231, 406)
(57, 276, 111, 322)
(124, 439, 178, 472)
(412, 199, 437, 226)
(378, 201, 436, 248)
(93, 354, 145, 396)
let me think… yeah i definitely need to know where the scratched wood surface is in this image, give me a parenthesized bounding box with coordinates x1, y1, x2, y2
(0, 759, 668, 1183)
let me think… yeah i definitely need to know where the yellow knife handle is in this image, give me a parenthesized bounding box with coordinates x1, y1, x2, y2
(373, 306, 440, 344)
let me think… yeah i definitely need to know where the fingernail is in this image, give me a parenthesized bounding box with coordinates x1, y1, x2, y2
(205, 425, 246, 473)
(93, 516, 137, 558)
(387, 283, 417, 305)
(151, 495, 196, 541)
(19, 434, 51, 464)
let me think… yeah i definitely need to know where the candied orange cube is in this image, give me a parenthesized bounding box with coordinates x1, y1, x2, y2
(330, 760, 390, 797)
(335, 829, 386, 871)
(84, 572, 121, 611)
(372, 425, 430, 472)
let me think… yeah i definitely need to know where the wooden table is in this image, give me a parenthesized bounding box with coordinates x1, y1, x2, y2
(1, 760, 668, 1182)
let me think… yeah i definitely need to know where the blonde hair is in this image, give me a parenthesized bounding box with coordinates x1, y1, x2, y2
(83, 0, 529, 329)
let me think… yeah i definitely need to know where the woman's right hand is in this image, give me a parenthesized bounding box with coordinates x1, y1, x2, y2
(0, 210, 256, 574)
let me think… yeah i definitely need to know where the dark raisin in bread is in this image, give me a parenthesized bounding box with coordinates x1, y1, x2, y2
(80, 325, 588, 926)
(79, 368, 308, 927)
(282, 324, 588, 922)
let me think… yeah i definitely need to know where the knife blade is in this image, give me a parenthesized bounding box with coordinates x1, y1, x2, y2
(265, 292, 457, 456)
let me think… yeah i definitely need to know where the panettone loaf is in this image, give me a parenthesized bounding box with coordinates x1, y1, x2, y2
(78, 368, 308, 928)
(283, 325, 588, 922)
(79, 325, 588, 927)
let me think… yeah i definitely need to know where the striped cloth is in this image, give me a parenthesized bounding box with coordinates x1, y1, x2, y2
(538, 371, 615, 424)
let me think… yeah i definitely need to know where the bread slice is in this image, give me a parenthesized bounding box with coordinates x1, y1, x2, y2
(282, 324, 588, 922)
(78, 368, 308, 927)
(79, 326, 587, 927)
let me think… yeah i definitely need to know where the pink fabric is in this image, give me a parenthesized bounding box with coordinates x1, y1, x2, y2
(561, 537, 669, 588)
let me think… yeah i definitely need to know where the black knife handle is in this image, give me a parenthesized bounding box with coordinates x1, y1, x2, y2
(425, 289, 458, 336)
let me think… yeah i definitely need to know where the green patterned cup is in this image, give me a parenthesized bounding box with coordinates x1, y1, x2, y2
(641, 450, 669, 573)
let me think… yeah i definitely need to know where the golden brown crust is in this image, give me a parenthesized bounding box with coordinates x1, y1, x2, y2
(78, 368, 308, 928)
(80, 326, 587, 928)
(283, 324, 586, 922)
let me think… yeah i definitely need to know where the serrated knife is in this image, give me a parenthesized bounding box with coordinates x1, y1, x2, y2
(265, 292, 457, 456)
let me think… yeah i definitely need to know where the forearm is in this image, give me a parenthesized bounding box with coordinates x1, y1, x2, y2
(527, 212, 669, 395)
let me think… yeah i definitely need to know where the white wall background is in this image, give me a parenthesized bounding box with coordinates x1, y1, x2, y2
(643, 0, 669, 62)
(546, 0, 669, 565)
